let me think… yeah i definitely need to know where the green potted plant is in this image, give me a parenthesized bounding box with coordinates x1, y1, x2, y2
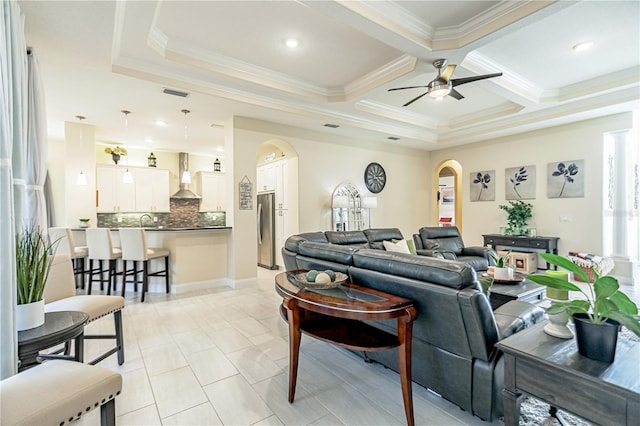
(489, 249, 512, 280)
(529, 253, 640, 363)
(499, 200, 533, 236)
(79, 218, 90, 228)
(15, 226, 58, 330)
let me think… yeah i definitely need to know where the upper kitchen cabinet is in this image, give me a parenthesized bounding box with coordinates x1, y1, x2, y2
(256, 162, 276, 192)
(257, 157, 298, 209)
(134, 168, 170, 212)
(96, 166, 136, 212)
(197, 172, 226, 212)
(96, 166, 170, 213)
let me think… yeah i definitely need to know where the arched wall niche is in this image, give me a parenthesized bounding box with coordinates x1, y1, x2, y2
(434, 159, 463, 232)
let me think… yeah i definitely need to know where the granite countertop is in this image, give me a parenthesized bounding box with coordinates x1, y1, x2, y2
(73, 226, 231, 231)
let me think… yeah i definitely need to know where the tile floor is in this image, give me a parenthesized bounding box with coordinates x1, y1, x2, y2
(73, 267, 496, 426)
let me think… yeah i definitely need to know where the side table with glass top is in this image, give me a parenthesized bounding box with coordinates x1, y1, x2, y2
(275, 271, 418, 426)
(17, 310, 89, 371)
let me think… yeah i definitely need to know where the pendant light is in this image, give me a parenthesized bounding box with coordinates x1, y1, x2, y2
(75, 115, 88, 185)
(181, 109, 192, 184)
(121, 110, 134, 184)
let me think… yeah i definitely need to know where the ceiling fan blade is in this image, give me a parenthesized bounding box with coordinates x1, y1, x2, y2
(448, 89, 464, 100)
(440, 65, 456, 82)
(388, 86, 429, 92)
(403, 92, 429, 107)
(451, 72, 503, 87)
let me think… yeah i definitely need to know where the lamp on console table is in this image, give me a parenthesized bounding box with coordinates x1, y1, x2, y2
(362, 196, 377, 229)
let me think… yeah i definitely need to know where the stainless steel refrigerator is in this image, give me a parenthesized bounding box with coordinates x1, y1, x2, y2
(257, 192, 277, 269)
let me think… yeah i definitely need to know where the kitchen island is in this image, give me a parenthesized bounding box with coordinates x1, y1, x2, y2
(73, 227, 232, 293)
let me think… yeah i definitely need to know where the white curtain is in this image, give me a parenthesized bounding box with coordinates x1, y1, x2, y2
(0, 0, 28, 379)
(25, 47, 48, 230)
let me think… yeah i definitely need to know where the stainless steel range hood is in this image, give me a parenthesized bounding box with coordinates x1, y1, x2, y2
(171, 152, 200, 199)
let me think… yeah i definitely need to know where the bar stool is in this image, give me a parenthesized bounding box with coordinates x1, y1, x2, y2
(48, 227, 88, 288)
(86, 228, 122, 295)
(119, 228, 170, 302)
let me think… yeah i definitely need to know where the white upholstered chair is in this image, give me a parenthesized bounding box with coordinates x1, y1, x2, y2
(86, 228, 122, 295)
(44, 254, 125, 365)
(119, 228, 170, 302)
(48, 227, 88, 288)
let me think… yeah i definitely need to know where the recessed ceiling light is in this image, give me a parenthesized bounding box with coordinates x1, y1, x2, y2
(155, 120, 167, 126)
(283, 38, 299, 49)
(572, 41, 594, 52)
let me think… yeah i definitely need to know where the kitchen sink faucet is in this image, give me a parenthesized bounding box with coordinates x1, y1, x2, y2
(139, 214, 154, 228)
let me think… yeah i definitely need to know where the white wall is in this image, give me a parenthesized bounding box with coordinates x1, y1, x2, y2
(428, 113, 634, 256)
(233, 118, 430, 238)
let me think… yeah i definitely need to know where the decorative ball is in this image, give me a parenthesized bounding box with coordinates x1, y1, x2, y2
(306, 270, 319, 282)
(315, 272, 331, 284)
(324, 270, 336, 281)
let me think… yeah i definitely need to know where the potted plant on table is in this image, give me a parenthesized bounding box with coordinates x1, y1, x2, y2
(499, 200, 533, 236)
(15, 226, 58, 330)
(489, 249, 512, 280)
(529, 253, 640, 363)
(79, 218, 90, 228)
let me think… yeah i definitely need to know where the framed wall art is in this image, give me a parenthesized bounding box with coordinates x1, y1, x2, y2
(547, 160, 585, 198)
(505, 165, 536, 200)
(470, 170, 495, 201)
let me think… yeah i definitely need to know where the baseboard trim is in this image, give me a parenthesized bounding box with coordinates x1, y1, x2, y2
(147, 278, 231, 294)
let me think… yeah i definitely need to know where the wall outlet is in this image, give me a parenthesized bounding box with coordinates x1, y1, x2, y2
(117, 217, 123, 223)
(153, 216, 158, 222)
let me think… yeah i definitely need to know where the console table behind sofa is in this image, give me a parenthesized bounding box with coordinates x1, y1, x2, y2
(482, 234, 559, 270)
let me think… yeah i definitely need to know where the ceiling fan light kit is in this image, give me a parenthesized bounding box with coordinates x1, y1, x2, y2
(389, 58, 502, 105)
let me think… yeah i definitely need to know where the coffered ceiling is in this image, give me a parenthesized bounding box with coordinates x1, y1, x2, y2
(20, 1, 640, 155)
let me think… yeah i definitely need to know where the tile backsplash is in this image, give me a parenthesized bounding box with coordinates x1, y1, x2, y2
(98, 198, 225, 228)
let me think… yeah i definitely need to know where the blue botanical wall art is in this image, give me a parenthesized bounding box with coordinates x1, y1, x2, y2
(547, 160, 585, 198)
(470, 170, 495, 201)
(505, 165, 536, 200)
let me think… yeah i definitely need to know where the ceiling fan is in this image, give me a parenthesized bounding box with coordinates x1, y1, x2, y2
(388, 58, 503, 106)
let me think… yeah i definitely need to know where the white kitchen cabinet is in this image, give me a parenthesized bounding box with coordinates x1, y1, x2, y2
(96, 167, 136, 212)
(198, 172, 226, 212)
(257, 162, 276, 192)
(134, 168, 170, 212)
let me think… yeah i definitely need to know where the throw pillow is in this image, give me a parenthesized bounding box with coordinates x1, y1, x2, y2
(392, 239, 417, 255)
(383, 239, 411, 254)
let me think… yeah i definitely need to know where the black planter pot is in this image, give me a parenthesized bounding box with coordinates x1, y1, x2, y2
(573, 313, 620, 363)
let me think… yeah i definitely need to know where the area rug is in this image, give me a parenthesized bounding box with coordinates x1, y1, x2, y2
(518, 327, 638, 426)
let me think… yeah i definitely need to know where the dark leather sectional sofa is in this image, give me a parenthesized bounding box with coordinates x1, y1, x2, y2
(282, 228, 545, 421)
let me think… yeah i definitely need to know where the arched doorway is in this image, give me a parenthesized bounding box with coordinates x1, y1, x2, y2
(256, 139, 299, 269)
(434, 160, 462, 232)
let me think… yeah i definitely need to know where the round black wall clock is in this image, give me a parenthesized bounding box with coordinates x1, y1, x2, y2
(364, 162, 386, 193)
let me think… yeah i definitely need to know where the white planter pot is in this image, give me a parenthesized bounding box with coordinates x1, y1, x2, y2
(16, 299, 45, 331)
(494, 267, 513, 280)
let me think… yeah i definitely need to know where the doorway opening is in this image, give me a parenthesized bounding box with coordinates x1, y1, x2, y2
(434, 160, 462, 232)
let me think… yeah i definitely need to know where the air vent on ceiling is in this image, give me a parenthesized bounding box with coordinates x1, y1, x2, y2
(387, 136, 400, 140)
(162, 88, 189, 98)
(323, 123, 340, 128)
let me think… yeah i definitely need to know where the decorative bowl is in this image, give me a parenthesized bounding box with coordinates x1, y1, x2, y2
(293, 271, 348, 290)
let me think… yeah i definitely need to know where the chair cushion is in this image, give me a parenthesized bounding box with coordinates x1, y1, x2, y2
(46, 295, 124, 322)
(72, 246, 88, 258)
(147, 247, 170, 259)
(0, 360, 122, 426)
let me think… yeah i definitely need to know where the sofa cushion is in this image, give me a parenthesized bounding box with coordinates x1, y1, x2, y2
(284, 232, 328, 253)
(353, 249, 478, 290)
(298, 241, 358, 265)
(363, 228, 404, 243)
(383, 239, 411, 254)
(419, 227, 464, 254)
(325, 230, 368, 246)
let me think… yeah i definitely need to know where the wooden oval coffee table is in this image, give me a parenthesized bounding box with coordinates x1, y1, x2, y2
(275, 271, 418, 426)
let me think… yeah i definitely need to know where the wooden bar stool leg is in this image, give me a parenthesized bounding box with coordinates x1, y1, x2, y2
(100, 259, 105, 291)
(121, 260, 127, 297)
(141, 261, 149, 303)
(87, 259, 94, 295)
(164, 256, 170, 293)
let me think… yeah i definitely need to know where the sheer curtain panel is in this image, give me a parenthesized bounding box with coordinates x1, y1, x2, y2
(0, 0, 28, 379)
